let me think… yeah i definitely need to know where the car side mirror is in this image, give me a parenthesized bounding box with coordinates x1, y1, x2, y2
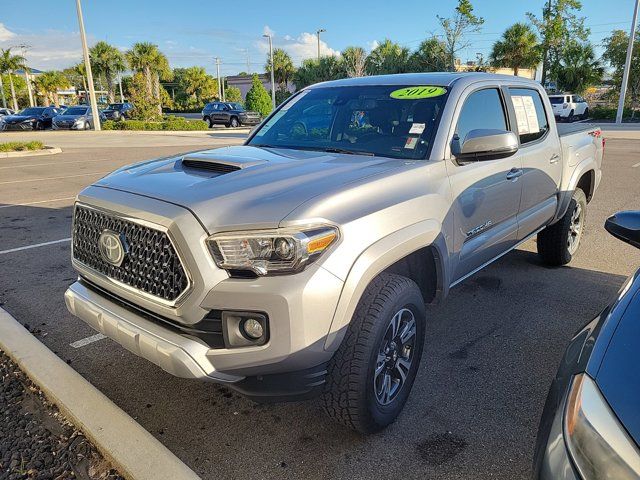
(605, 211, 640, 249)
(451, 129, 519, 162)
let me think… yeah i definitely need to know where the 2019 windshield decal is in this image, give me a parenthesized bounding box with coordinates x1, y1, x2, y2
(390, 86, 447, 100)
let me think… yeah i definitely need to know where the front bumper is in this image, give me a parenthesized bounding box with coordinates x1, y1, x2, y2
(66, 187, 343, 387)
(0, 122, 35, 131)
(239, 116, 261, 125)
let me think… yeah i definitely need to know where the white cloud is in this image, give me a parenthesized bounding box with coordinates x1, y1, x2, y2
(256, 30, 339, 65)
(263, 25, 275, 37)
(366, 40, 380, 52)
(0, 23, 15, 42)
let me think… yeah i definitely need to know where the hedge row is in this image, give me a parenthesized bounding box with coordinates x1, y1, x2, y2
(589, 106, 639, 120)
(102, 118, 209, 131)
(0, 141, 45, 152)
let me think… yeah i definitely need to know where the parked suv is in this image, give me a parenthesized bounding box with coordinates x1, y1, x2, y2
(102, 102, 133, 120)
(549, 94, 589, 121)
(202, 101, 261, 128)
(66, 73, 603, 433)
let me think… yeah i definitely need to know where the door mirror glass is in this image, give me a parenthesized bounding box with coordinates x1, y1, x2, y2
(452, 129, 519, 162)
(605, 211, 640, 249)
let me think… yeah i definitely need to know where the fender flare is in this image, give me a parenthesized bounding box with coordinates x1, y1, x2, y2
(552, 158, 597, 224)
(323, 219, 447, 352)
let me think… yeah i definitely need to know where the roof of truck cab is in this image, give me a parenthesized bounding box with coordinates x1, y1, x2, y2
(306, 72, 540, 89)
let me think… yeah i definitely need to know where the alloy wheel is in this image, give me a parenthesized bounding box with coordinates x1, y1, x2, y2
(374, 308, 417, 405)
(567, 203, 584, 254)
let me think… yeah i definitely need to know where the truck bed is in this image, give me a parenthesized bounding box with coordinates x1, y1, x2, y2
(557, 122, 599, 137)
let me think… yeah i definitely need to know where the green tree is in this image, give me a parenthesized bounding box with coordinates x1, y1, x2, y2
(244, 74, 272, 116)
(365, 39, 410, 75)
(603, 28, 640, 112)
(490, 23, 541, 75)
(409, 37, 449, 72)
(527, 0, 589, 85)
(62, 63, 87, 93)
(0, 48, 27, 110)
(0, 74, 27, 110)
(555, 41, 603, 94)
(33, 71, 70, 107)
(89, 41, 126, 103)
(293, 56, 345, 89)
(181, 67, 218, 103)
(126, 42, 172, 116)
(437, 0, 485, 71)
(341, 46, 368, 77)
(265, 48, 295, 89)
(224, 86, 242, 103)
(127, 72, 161, 120)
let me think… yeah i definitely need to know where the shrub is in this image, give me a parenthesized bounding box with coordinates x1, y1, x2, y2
(0, 141, 45, 152)
(102, 118, 208, 131)
(245, 74, 273, 117)
(590, 106, 639, 120)
(225, 86, 242, 103)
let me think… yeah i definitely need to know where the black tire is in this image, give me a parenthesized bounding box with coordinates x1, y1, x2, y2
(537, 188, 587, 266)
(230, 116, 239, 128)
(34, 121, 42, 130)
(112, 111, 121, 121)
(84, 120, 91, 130)
(583, 108, 589, 120)
(204, 116, 213, 128)
(567, 109, 575, 122)
(323, 273, 426, 434)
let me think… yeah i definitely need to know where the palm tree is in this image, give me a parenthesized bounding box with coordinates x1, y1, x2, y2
(409, 37, 449, 72)
(490, 23, 541, 76)
(365, 39, 411, 75)
(265, 48, 295, 89)
(555, 42, 603, 94)
(90, 41, 126, 103)
(0, 48, 27, 111)
(180, 66, 217, 103)
(126, 42, 172, 115)
(341, 46, 368, 77)
(33, 71, 70, 107)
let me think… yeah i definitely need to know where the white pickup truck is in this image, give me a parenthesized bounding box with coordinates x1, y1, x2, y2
(65, 73, 603, 433)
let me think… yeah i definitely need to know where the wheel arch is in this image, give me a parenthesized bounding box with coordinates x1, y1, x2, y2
(323, 220, 448, 352)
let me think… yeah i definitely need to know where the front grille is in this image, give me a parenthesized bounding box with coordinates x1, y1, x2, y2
(72, 205, 189, 302)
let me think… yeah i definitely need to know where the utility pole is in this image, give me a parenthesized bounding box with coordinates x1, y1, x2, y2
(215, 57, 222, 100)
(316, 28, 326, 60)
(118, 72, 124, 102)
(75, 0, 100, 130)
(245, 49, 251, 74)
(616, 0, 640, 124)
(263, 34, 276, 109)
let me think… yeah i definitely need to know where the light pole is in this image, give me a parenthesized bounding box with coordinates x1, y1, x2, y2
(316, 28, 326, 60)
(13, 44, 34, 107)
(215, 57, 222, 100)
(263, 34, 276, 109)
(616, 0, 640, 124)
(75, 0, 100, 130)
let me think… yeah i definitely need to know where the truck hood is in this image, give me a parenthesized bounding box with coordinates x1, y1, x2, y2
(95, 145, 408, 232)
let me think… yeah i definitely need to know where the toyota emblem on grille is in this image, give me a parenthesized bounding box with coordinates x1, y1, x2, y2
(98, 230, 128, 267)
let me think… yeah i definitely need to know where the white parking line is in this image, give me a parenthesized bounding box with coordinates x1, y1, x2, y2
(0, 172, 109, 185)
(0, 158, 109, 170)
(0, 238, 71, 255)
(633, 161, 640, 168)
(0, 197, 75, 209)
(70, 333, 107, 348)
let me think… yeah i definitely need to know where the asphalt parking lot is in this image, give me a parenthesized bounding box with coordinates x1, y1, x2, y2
(1, 131, 639, 479)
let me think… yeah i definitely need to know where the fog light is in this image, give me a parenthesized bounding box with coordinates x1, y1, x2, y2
(242, 318, 264, 339)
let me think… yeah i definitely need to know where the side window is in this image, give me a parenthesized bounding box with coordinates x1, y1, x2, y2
(455, 88, 507, 143)
(509, 88, 549, 144)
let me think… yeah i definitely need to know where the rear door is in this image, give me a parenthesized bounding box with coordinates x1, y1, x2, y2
(446, 86, 523, 283)
(506, 87, 562, 240)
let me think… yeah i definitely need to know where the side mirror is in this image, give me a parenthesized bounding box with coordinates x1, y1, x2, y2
(452, 129, 518, 162)
(605, 211, 640, 249)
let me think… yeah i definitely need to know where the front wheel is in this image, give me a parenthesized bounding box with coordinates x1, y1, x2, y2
(537, 188, 587, 266)
(323, 273, 426, 433)
(230, 117, 239, 128)
(204, 116, 213, 128)
(567, 110, 575, 122)
(583, 108, 589, 120)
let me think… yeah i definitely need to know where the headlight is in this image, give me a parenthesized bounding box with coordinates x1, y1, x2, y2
(564, 374, 640, 479)
(207, 226, 338, 276)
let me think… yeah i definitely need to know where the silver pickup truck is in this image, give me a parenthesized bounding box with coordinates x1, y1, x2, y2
(65, 73, 603, 433)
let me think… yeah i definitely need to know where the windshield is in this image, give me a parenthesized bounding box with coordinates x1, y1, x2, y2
(64, 107, 89, 115)
(107, 104, 124, 110)
(228, 103, 244, 111)
(248, 85, 448, 160)
(19, 108, 45, 115)
(549, 96, 564, 104)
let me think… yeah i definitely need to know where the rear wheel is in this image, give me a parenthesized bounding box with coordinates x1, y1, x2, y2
(323, 273, 426, 433)
(537, 188, 587, 266)
(230, 116, 239, 128)
(583, 108, 589, 120)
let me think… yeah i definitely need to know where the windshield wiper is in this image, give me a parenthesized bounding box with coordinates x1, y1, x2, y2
(322, 147, 375, 156)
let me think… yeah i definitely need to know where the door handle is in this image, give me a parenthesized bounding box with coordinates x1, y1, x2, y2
(549, 153, 560, 164)
(506, 168, 523, 180)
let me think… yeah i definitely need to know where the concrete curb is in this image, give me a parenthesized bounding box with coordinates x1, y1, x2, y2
(0, 146, 62, 158)
(0, 307, 201, 480)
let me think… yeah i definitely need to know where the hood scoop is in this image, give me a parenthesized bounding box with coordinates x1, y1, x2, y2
(181, 151, 268, 175)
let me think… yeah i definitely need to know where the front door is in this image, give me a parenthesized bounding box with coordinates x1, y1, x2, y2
(446, 87, 523, 284)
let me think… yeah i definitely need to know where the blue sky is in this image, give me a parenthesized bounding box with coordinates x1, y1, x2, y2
(1, 0, 637, 76)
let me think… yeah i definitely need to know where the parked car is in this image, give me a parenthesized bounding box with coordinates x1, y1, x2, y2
(534, 210, 640, 479)
(549, 94, 589, 122)
(0, 108, 15, 117)
(201, 101, 261, 128)
(102, 102, 133, 121)
(52, 106, 105, 130)
(0, 106, 62, 130)
(65, 73, 603, 433)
